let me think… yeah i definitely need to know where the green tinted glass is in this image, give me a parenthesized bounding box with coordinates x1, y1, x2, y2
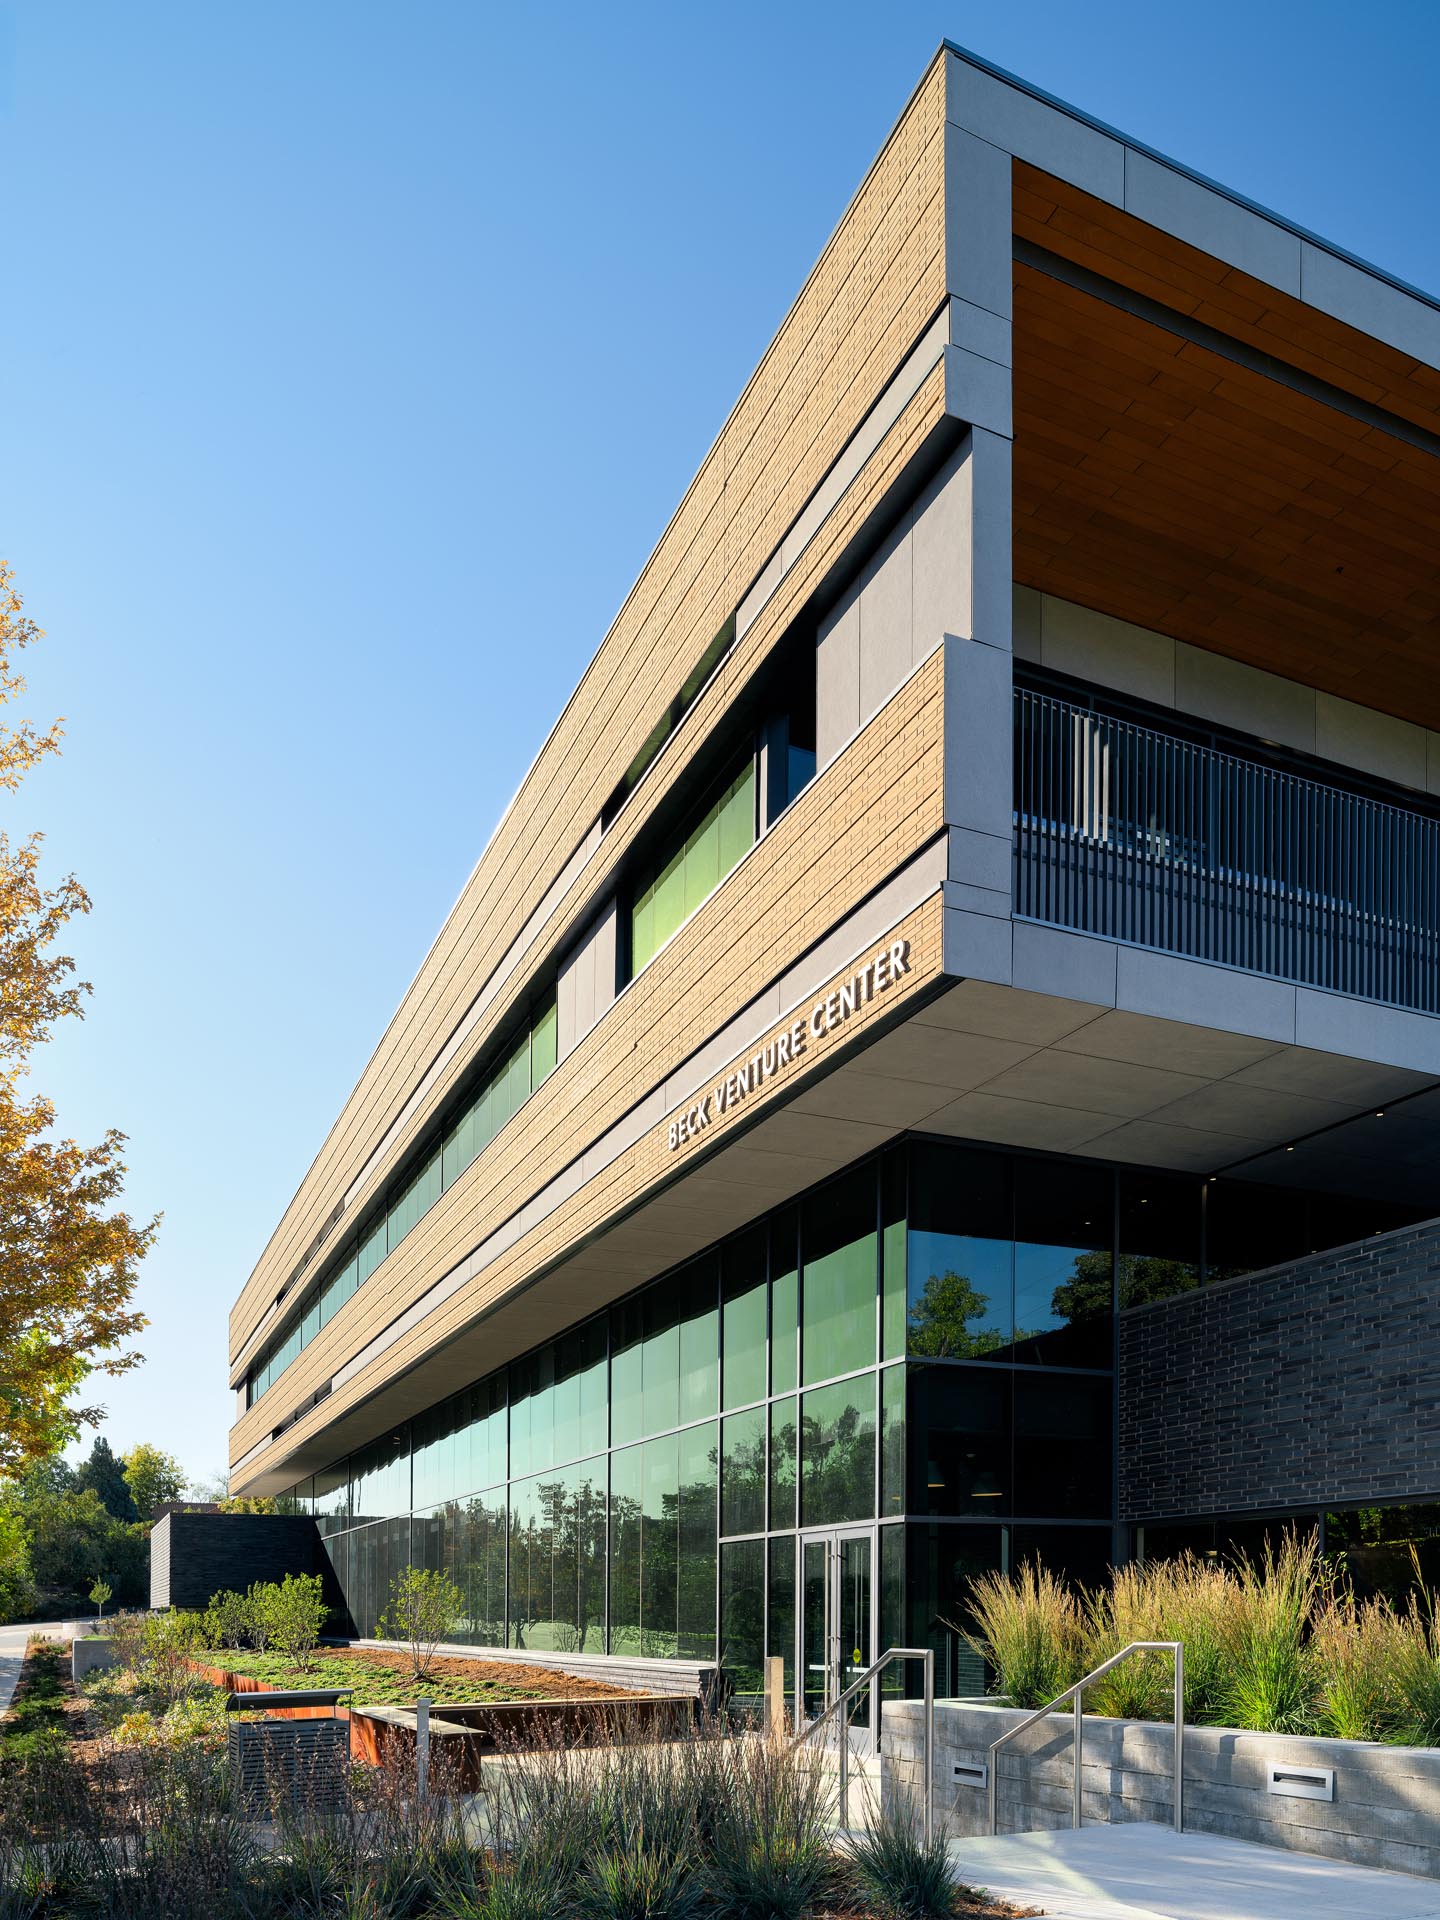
(720, 1406, 766, 1537)
(722, 1228, 768, 1410)
(800, 1374, 877, 1526)
(802, 1174, 877, 1383)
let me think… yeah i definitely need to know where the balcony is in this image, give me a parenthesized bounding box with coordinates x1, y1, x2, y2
(1013, 689, 1440, 1018)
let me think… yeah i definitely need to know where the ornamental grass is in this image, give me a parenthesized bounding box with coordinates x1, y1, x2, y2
(960, 1532, 1440, 1744)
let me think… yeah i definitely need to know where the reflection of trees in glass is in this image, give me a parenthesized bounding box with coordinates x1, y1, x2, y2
(801, 1392, 875, 1524)
(907, 1269, 1007, 1357)
(1111, 1253, 1202, 1311)
(506, 1471, 604, 1654)
(722, 1418, 765, 1535)
(605, 1442, 718, 1660)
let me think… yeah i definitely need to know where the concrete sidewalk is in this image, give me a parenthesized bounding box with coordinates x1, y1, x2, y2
(951, 1824, 1440, 1920)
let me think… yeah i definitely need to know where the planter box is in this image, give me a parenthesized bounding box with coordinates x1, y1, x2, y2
(351, 1694, 694, 1789)
(188, 1659, 692, 1780)
(881, 1698, 1440, 1879)
(72, 1637, 116, 1683)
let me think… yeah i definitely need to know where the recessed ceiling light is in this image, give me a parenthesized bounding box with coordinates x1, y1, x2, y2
(1285, 1144, 1294, 1153)
(1375, 1111, 1385, 1119)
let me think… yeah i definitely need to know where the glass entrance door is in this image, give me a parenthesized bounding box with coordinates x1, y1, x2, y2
(798, 1526, 875, 1742)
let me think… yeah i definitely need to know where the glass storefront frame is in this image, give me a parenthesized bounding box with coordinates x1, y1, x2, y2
(291, 1134, 1423, 1693)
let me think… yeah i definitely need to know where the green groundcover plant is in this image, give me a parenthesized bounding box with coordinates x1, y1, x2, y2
(959, 1532, 1440, 1744)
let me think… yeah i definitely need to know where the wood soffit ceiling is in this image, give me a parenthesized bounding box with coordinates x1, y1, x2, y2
(1010, 163, 1440, 729)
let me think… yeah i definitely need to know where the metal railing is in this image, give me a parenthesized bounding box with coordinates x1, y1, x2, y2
(986, 1640, 1183, 1835)
(795, 1646, 935, 1844)
(1014, 689, 1440, 1015)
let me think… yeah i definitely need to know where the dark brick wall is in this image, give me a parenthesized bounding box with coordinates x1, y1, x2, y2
(150, 1512, 337, 1611)
(1119, 1218, 1440, 1523)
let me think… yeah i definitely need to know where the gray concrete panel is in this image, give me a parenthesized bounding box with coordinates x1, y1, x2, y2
(1115, 947, 1296, 1044)
(912, 444, 973, 657)
(1295, 988, 1440, 1077)
(1052, 1008, 1284, 1079)
(1041, 594, 1174, 705)
(1301, 239, 1440, 367)
(946, 51, 1126, 207)
(922, 1087, 1119, 1152)
(948, 296, 1012, 366)
(977, 1048, 1210, 1119)
(1081, 1114, 1286, 1170)
(941, 902, 1013, 986)
(966, 429, 1012, 650)
(815, 593, 860, 770)
(943, 633, 1012, 837)
(942, 343, 1012, 439)
(943, 880, 1010, 919)
(1010, 921, 1118, 1009)
(942, 121, 1013, 319)
(858, 519, 914, 723)
(913, 977, 1106, 1046)
(1174, 642, 1316, 755)
(946, 825, 1011, 893)
(1124, 149, 1302, 295)
(1011, 582, 1041, 661)
(1314, 691, 1428, 789)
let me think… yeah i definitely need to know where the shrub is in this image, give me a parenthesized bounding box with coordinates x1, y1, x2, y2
(138, 1608, 205, 1707)
(377, 1565, 462, 1681)
(88, 1577, 113, 1625)
(202, 1587, 255, 1651)
(844, 1800, 960, 1920)
(960, 1559, 1087, 1708)
(255, 1572, 328, 1671)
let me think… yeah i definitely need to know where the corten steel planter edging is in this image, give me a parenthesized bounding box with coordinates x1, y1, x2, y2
(351, 1694, 696, 1790)
(186, 1660, 690, 1782)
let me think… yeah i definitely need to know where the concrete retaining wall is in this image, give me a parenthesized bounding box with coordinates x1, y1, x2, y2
(71, 1637, 116, 1683)
(881, 1700, 1440, 1878)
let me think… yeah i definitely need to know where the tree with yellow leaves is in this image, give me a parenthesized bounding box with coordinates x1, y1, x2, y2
(0, 561, 156, 1474)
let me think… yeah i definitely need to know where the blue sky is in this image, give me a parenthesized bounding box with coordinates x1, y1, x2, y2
(1, 1, 1436, 1484)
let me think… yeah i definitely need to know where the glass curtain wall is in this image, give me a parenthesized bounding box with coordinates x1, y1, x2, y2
(291, 1140, 1418, 1688)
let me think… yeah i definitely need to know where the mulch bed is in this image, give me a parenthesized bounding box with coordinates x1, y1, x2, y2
(315, 1646, 640, 1698)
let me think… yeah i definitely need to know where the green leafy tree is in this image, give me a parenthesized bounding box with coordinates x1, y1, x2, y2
(255, 1572, 327, 1671)
(379, 1565, 463, 1680)
(75, 1436, 137, 1522)
(0, 564, 156, 1475)
(120, 1442, 186, 1522)
(88, 1575, 112, 1624)
(0, 1504, 36, 1622)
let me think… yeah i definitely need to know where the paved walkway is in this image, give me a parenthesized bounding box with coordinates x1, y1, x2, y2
(0, 1620, 76, 1715)
(951, 1825, 1440, 1920)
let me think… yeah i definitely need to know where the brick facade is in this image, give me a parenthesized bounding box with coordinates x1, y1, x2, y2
(1118, 1219, 1440, 1523)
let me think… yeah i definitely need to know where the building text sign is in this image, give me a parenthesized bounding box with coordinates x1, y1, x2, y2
(667, 938, 911, 1152)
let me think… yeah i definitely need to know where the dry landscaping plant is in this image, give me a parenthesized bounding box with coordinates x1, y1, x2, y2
(961, 1560, 1087, 1709)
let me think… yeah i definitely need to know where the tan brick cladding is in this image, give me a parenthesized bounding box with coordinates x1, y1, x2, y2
(229, 648, 945, 1472)
(231, 56, 948, 1349)
(236, 889, 944, 1485)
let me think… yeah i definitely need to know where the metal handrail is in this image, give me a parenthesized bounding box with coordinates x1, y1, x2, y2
(795, 1645, 934, 1843)
(986, 1640, 1184, 1836)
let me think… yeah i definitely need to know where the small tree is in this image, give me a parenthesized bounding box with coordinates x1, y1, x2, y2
(256, 1573, 327, 1673)
(89, 1576, 112, 1625)
(378, 1565, 463, 1682)
(244, 1578, 273, 1650)
(202, 1587, 253, 1650)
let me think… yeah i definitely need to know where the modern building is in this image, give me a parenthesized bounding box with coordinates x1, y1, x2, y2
(222, 45, 1440, 1714)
